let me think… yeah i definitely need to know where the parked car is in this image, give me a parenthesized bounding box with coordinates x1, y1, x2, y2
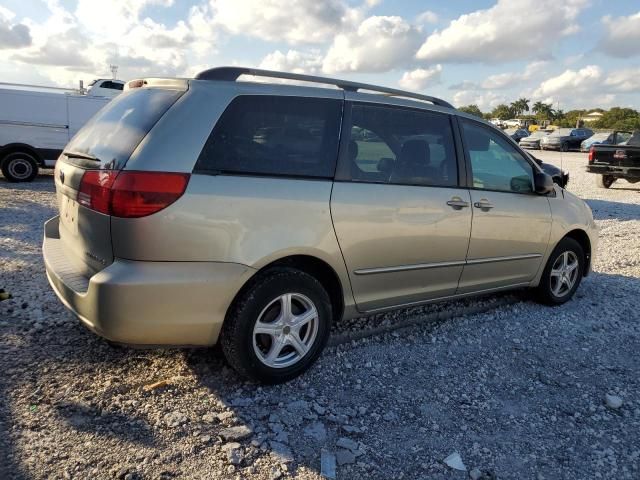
(43, 67, 598, 383)
(580, 130, 632, 152)
(586, 131, 640, 188)
(505, 128, 530, 143)
(520, 130, 550, 150)
(540, 128, 593, 152)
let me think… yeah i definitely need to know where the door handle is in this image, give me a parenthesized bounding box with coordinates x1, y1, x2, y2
(473, 199, 494, 211)
(446, 197, 469, 210)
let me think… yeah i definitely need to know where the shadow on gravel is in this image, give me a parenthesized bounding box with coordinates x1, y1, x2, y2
(2, 270, 639, 478)
(0, 174, 55, 192)
(585, 198, 640, 221)
(54, 401, 158, 447)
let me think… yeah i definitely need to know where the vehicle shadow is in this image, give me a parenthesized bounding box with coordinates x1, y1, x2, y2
(2, 270, 639, 478)
(585, 198, 640, 221)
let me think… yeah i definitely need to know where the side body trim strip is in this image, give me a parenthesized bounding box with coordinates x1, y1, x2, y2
(354, 253, 542, 276)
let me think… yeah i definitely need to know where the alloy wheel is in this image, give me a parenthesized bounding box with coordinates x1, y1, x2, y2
(550, 251, 579, 297)
(252, 293, 319, 369)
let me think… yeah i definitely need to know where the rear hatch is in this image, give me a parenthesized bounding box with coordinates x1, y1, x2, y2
(54, 82, 186, 278)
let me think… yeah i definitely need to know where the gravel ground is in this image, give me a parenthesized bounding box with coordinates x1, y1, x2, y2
(1, 152, 639, 480)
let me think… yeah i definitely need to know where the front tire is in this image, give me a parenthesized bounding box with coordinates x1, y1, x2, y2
(597, 175, 615, 189)
(535, 237, 584, 305)
(220, 268, 332, 383)
(561, 142, 569, 152)
(1, 151, 39, 182)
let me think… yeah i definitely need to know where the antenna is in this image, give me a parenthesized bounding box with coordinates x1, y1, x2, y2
(109, 64, 119, 80)
(556, 98, 564, 191)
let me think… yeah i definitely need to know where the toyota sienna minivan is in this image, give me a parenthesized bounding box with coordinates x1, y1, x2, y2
(44, 67, 598, 383)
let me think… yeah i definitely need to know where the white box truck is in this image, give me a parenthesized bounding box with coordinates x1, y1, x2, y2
(0, 79, 124, 182)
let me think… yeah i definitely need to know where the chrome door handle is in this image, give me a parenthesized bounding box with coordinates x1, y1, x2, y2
(446, 198, 469, 210)
(473, 200, 494, 210)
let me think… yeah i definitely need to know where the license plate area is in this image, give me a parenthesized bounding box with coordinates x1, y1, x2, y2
(60, 195, 79, 235)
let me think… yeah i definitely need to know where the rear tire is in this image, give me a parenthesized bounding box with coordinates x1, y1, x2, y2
(535, 237, 584, 306)
(1, 151, 39, 182)
(220, 268, 332, 384)
(597, 175, 615, 189)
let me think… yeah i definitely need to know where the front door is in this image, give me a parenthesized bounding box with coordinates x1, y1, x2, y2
(331, 102, 472, 312)
(457, 119, 552, 293)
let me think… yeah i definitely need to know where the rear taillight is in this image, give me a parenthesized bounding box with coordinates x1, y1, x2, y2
(77, 170, 189, 218)
(588, 146, 595, 164)
(78, 170, 118, 214)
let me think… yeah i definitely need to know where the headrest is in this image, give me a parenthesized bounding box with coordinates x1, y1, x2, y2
(399, 139, 430, 165)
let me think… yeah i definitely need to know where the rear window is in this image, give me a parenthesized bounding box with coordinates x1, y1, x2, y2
(64, 88, 183, 169)
(195, 95, 342, 178)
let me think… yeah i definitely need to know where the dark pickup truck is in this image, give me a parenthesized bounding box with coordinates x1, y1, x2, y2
(586, 131, 640, 188)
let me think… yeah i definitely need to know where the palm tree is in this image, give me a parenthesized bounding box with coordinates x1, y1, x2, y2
(532, 101, 545, 115)
(533, 102, 554, 120)
(510, 98, 530, 116)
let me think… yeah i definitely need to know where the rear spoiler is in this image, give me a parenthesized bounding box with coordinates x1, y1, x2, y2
(125, 78, 189, 92)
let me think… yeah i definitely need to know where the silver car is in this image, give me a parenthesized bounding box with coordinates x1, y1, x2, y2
(43, 67, 598, 383)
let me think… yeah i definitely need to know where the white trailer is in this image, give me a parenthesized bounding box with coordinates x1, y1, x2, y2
(0, 79, 123, 182)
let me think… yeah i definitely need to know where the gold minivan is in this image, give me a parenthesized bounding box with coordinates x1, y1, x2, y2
(43, 67, 598, 383)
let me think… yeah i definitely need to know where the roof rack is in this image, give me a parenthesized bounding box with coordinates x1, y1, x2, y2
(194, 66, 454, 109)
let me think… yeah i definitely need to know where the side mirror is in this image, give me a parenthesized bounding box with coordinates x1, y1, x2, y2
(534, 172, 555, 194)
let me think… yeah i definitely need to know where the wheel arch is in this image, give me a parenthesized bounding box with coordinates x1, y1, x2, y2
(229, 254, 346, 323)
(563, 229, 591, 276)
(0, 143, 43, 166)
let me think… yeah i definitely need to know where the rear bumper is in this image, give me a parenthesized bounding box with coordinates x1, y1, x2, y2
(43, 216, 256, 346)
(586, 165, 640, 179)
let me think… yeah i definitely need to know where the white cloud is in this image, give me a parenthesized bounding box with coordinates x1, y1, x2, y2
(416, 0, 587, 63)
(417, 10, 438, 24)
(0, 6, 31, 49)
(398, 65, 442, 91)
(210, 0, 350, 44)
(604, 68, 640, 93)
(481, 61, 548, 89)
(453, 89, 507, 110)
(259, 49, 323, 74)
(598, 12, 640, 58)
(323, 15, 422, 73)
(532, 65, 602, 98)
(75, 0, 174, 41)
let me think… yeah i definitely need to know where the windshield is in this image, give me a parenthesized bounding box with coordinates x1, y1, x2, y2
(64, 88, 183, 169)
(590, 133, 610, 141)
(551, 128, 572, 136)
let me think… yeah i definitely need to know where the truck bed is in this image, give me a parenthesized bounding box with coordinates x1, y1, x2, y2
(586, 137, 640, 182)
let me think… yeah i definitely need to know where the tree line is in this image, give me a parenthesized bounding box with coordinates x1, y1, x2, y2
(458, 98, 640, 131)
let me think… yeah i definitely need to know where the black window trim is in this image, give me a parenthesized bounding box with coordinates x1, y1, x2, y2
(457, 116, 542, 196)
(334, 100, 467, 189)
(193, 93, 345, 180)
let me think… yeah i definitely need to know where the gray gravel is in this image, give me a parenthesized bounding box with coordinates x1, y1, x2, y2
(1, 152, 639, 479)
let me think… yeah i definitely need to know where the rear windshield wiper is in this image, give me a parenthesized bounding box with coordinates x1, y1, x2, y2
(63, 150, 100, 162)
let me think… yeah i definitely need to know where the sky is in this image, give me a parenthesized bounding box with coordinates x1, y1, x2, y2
(0, 0, 639, 112)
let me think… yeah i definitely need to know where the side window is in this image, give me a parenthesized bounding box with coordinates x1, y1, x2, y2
(617, 132, 632, 144)
(461, 120, 534, 194)
(196, 95, 342, 178)
(349, 104, 458, 187)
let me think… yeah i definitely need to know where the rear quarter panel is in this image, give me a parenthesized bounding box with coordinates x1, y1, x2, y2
(111, 175, 355, 312)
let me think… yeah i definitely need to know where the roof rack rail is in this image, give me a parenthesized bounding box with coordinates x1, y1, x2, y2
(194, 66, 454, 109)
